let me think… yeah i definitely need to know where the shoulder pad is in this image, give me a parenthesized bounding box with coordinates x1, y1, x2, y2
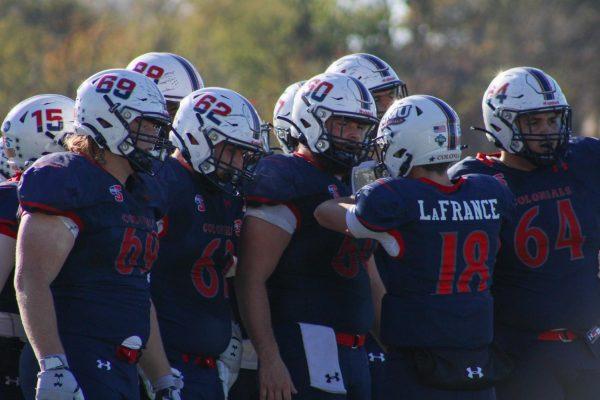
(565, 136, 600, 171)
(18, 152, 100, 214)
(355, 177, 405, 232)
(448, 155, 497, 180)
(245, 154, 298, 205)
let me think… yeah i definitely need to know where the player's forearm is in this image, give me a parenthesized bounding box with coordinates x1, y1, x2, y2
(236, 276, 280, 362)
(314, 196, 355, 234)
(138, 301, 171, 382)
(15, 276, 64, 359)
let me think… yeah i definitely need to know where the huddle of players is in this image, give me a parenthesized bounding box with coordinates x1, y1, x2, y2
(0, 50, 597, 400)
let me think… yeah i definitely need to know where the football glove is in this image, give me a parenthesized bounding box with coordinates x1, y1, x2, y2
(217, 321, 242, 398)
(36, 355, 84, 400)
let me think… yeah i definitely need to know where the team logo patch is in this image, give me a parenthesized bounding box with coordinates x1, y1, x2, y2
(233, 219, 242, 237)
(434, 133, 447, 147)
(587, 326, 600, 344)
(381, 104, 412, 129)
(194, 194, 206, 212)
(328, 184, 340, 198)
(109, 185, 124, 202)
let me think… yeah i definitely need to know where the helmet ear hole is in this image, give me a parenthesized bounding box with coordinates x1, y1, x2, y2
(97, 118, 113, 128)
(186, 132, 199, 145)
(301, 119, 311, 129)
(393, 148, 406, 159)
(399, 153, 413, 177)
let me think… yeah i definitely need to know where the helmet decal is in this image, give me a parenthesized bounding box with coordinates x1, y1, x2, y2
(422, 95, 458, 150)
(524, 67, 555, 101)
(359, 53, 391, 78)
(349, 76, 373, 112)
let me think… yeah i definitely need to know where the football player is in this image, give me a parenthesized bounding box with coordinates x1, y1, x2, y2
(16, 69, 180, 400)
(236, 72, 384, 400)
(326, 53, 408, 120)
(327, 52, 408, 400)
(273, 80, 305, 153)
(448, 67, 600, 400)
(127, 52, 204, 120)
(0, 94, 75, 400)
(147, 87, 269, 399)
(314, 95, 515, 400)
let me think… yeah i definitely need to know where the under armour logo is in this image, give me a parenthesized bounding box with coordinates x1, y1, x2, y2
(325, 372, 340, 383)
(368, 352, 386, 362)
(53, 372, 64, 387)
(230, 342, 240, 358)
(97, 359, 112, 371)
(4, 375, 19, 386)
(466, 366, 484, 379)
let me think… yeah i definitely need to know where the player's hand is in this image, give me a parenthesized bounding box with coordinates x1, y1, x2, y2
(258, 354, 297, 400)
(154, 388, 181, 400)
(36, 367, 85, 400)
(218, 321, 243, 397)
(153, 368, 183, 400)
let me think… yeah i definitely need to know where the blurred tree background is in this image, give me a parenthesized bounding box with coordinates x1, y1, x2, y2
(1, 0, 598, 154)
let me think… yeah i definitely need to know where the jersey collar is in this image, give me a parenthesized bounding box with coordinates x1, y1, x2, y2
(418, 176, 465, 193)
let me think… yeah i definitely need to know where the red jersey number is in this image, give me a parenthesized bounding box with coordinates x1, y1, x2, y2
(191, 238, 235, 298)
(515, 199, 584, 269)
(116, 228, 159, 275)
(436, 231, 491, 295)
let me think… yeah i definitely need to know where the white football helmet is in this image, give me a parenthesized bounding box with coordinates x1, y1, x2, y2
(482, 67, 571, 165)
(292, 72, 378, 168)
(377, 95, 462, 178)
(326, 53, 408, 118)
(126, 52, 204, 118)
(74, 68, 172, 174)
(1, 94, 74, 171)
(0, 141, 12, 179)
(273, 80, 305, 153)
(170, 87, 270, 194)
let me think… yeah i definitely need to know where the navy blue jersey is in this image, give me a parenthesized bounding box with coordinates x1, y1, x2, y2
(448, 137, 600, 333)
(0, 179, 19, 314)
(149, 157, 242, 356)
(17, 152, 166, 346)
(245, 153, 376, 334)
(354, 175, 515, 348)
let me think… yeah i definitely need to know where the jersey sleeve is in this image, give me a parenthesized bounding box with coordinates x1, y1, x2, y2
(17, 154, 85, 229)
(0, 183, 19, 239)
(567, 137, 600, 185)
(448, 156, 486, 180)
(346, 179, 407, 258)
(353, 178, 406, 232)
(244, 155, 297, 206)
